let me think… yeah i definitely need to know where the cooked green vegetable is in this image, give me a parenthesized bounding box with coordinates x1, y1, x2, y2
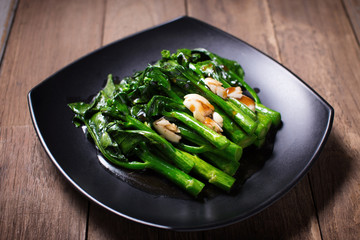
(68, 48, 281, 197)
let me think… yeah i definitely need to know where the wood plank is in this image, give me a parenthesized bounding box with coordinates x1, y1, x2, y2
(187, 0, 322, 239)
(0, 126, 88, 239)
(0, 0, 106, 127)
(199, 179, 321, 239)
(187, 0, 281, 60)
(102, 0, 186, 45)
(343, 0, 360, 43)
(0, 0, 107, 239)
(0, 0, 356, 238)
(86, 0, 188, 239)
(268, 0, 360, 239)
(0, 0, 18, 65)
(87, 204, 204, 240)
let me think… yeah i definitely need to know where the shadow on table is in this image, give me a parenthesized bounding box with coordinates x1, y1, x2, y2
(307, 128, 356, 229)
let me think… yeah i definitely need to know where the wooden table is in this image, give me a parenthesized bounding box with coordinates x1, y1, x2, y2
(1, 0, 359, 239)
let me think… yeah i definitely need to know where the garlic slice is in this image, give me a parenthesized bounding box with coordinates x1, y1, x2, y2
(153, 117, 181, 143)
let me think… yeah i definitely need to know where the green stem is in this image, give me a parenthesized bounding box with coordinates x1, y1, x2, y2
(255, 103, 281, 127)
(212, 69, 258, 121)
(176, 143, 209, 153)
(177, 125, 242, 162)
(110, 128, 195, 173)
(183, 152, 236, 192)
(212, 106, 256, 148)
(177, 126, 241, 176)
(164, 111, 230, 149)
(200, 152, 240, 176)
(254, 112, 272, 140)
(228, 98, 257, 120)
(137, 146, 205, 197)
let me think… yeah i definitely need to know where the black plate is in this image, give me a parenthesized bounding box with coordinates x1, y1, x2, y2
(28, 16, 334, 231)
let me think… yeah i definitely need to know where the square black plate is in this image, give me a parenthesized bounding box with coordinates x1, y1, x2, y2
(28, 16, 333, 231)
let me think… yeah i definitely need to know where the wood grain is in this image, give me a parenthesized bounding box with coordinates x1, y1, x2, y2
(343, 0, 360, 43)
(0, 126, 88, 239)
(102, 0, 186, 45)
(0, 0, 18, 64)
(188, 0, 281, 60)
(0, 0, 105, 127)
(0, 0, 106, 239)
(268, 0, 360, 239)
(198, 179, 321, 240)
(1, 0, 359, 239)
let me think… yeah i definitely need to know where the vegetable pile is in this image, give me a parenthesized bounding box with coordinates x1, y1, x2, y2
(68, 48, 281, 197)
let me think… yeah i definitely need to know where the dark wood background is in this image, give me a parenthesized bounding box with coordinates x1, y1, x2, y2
(1, 0, 359, 239)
